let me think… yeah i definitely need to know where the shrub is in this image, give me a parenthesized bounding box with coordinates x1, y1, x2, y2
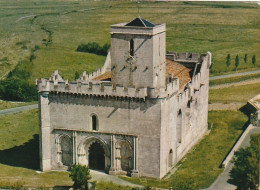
(235, 55, 239, 70)
(69, 164, 91, 190)
(226, 54, 231, 68)
(0, 79, 38, 101)
(76, 42, 110, 56)
(252, 55, 256, 66)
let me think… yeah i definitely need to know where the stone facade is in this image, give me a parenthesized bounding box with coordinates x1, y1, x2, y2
(37, 17, 212, 179)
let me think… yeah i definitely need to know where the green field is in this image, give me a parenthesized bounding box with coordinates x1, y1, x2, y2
(209, 82, 260, 104)
(209, 73, 260, 86)
(0, 109, 247, 188)
(0, 0, 259, 82)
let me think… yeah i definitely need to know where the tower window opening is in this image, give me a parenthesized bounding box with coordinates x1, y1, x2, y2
(92, 115, 97, 131)
(130, 39, 134, 56)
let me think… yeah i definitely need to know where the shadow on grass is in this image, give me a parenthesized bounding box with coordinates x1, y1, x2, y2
(0, 134, 40, 170)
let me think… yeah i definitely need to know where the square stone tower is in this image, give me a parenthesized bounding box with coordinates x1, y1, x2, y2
(110, 17, 166, 89)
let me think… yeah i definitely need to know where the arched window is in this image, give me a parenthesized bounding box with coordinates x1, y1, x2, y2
(130, 39, 134, 56)
(168, 149, 173, 167)
(177, 109, 182, 144)
(92, 115, 98, 131)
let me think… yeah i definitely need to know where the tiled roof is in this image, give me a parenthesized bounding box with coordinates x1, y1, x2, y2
(93, 59, 191, 88)
(93, 72, 111, 81)
(125, 17, 155, 27)
(166, 58, 192, 88)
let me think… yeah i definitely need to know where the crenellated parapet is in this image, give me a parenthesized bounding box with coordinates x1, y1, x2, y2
(37, 71, 182, 100)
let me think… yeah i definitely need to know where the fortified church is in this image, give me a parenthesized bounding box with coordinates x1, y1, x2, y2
(37, 17, 212, 178)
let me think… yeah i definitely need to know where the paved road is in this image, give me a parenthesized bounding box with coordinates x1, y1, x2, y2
(0, 104, 38, 116)
(209, 70, 260, 80)
(206, 126, 260, 190)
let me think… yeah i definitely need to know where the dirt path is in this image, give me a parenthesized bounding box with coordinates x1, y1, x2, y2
(209, 70, 260, 80)
(0, 104, 38, 115)
(210, 78, 260, 90)
(208, 102, 244, 111)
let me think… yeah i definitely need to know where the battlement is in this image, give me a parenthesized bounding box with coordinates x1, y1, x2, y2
(166, 52, 201, 63)
(37, 70, 182, 100)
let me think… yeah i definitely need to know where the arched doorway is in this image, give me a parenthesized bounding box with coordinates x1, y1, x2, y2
(88, 142, 105, 170)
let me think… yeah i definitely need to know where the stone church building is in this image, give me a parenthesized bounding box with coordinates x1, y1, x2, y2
(37, 17, 212, 179)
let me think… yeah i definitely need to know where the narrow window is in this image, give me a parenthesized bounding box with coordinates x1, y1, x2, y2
(168, 149, 173, 167)
(177, 109, 182, 144)
(130, 39, 134, 56)
(92, 115, 97, 130)
(187, 100, 191, 108)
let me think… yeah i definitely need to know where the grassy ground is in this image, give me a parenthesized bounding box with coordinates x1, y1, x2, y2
(209, 73, 260, 86)
(0, 109, 72, 188)
(0, 100, 36, 110)
(120, 110, 247, 189)
(0, 0, 259, 81)
(209, 82, 260, 103)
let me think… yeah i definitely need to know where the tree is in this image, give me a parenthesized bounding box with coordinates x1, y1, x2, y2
(75, 71, 80, 80)
(235, 55, 239, 70)
(244, 54, 247, 64)
(252, 55, 256, 66)
(228, 134, 260, 190)
(226, 54, 231, 68)
(69, 165, 91, 190)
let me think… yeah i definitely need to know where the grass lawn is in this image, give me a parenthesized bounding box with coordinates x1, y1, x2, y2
(0, 109, 72, 188)
(209, 72, 260, 86)
(0, 100, 36, 110)
(0, 0, 259, 80)
(209, 82, 260, 103)
(120, 110, 247, 189)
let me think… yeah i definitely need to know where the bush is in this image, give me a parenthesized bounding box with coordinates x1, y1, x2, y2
(69, 165, 91, 190)
(0, 79, 38, 101)
(76, 42, 110, 56)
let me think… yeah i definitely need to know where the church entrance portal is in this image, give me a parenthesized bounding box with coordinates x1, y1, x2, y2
(89, 142, 105, 170)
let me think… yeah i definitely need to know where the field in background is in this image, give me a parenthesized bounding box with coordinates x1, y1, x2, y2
(209, 82, 260, 104)
(0, 0, 259, 82)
